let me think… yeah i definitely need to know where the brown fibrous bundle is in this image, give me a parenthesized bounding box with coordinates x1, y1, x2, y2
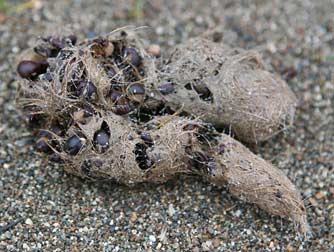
(16, 28, 309, 235)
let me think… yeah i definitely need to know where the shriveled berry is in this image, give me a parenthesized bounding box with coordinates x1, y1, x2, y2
(66, 135, 84, 155)
(127, 84, 145, 103)
(123, 47, 141, 66)
(17, 60, 48, 79)
(76, 80, 97, 100)
(158, 82, 174, 95)
(93, 129, 109, 152)
(112, 96, 134, 115)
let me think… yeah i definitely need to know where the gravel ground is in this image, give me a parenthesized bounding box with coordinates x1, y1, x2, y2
(0, 0, 334, 251)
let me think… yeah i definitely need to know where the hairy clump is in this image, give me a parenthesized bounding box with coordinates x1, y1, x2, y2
(15, 28, 307, 235)
(207, 134, 309, 235)
(157, 36, 297, 143)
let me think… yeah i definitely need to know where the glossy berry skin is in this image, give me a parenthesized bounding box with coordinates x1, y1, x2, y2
(158, 82, 174, 95)
(127, 84, 145, 103)
(17, 60, 49, 79)
(93, 130, 109, 152)
(123, 47, 141, 66)
(66, 135, 83, 155)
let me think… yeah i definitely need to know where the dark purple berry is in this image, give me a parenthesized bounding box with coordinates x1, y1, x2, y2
(218, 144, 226, 154)
(93, 159, 103, 168)
(49, 152, 63, 163)
(106, 67, 117, 78)
(93, 130, 109, 152)
(127, 83, 145, 95)
(127, 84, 145, 103)
(140, 132, 153, 146)
(17, 60, 48, 79)
(183, 123, 199, 131)
(158, 82, 174, 95)
(109, 89, 123, 103)
(66, 135, 84, 155)
(76, 80, 97, 100)
(123, 47, 141, 66)
(35, 138, 51, 153)
(50, 125, 63, 136)
(67, 35, 77, 45)
(112, 97, 134, 115)
(82, 104, 95, 117)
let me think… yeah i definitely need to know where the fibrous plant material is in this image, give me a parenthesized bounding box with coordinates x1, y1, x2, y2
(156, 36, 297, 143)
(16, 28, 308, 235)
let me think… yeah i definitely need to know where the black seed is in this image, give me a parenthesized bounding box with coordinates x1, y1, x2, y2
(49, 152, 63, 163)
(81, 160, 92, 176)
(17, 60, 48, 79)
(94, 130, 109, 152)
(275, 191, 283, 198)
(193, 85, 213, 103)
(76, 80, 97, 100)
(184, 83, 192, 90)
(123, 47, 141, 66)
(134, 143, 152, 170)
(66, 135, 83, 155)
(35, 138, 52, 153)
(158, 82, 174, 95)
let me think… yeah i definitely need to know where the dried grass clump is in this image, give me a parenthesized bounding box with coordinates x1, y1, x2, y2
(16, 28, 308, 235)
(159, 36, 297, 143)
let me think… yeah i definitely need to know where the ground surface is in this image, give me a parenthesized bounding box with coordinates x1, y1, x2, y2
(0, 0, 334, 251)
